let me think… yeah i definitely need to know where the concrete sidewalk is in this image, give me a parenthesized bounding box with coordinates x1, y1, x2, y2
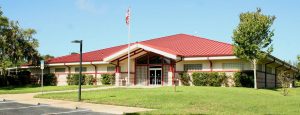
(0, 86, 153, 114)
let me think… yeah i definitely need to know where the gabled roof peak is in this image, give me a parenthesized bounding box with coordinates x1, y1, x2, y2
(48, 33, 234, 63)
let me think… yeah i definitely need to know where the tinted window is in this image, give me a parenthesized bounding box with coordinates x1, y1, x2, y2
(75, 67, 87, 72)
(55, 68, 65, 72)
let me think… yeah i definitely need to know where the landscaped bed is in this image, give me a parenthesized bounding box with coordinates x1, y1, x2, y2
(0, 85, 105, 94)
(35, 86, 300, 114)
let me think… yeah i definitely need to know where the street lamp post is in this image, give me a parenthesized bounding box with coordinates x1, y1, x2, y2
(72, 40, 83, 101)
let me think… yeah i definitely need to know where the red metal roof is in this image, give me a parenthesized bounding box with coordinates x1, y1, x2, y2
(140, 34, 233, 57)
(48, 45, 127, 63)
(48, 34, 233, 64)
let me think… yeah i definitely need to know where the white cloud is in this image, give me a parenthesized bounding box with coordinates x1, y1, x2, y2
(75, 0, 107, 14)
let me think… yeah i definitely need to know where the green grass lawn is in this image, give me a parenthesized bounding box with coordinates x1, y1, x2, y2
(35, 86, 300, 114)
(0, 85, 104, 94)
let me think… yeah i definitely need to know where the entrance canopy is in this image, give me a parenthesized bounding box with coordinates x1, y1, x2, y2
(103, 43, 180, 62)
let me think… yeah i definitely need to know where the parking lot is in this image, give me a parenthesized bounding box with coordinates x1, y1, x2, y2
(0, 100, 113, 115)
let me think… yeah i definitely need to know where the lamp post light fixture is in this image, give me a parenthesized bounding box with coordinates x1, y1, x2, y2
(71, 40, 83, 101)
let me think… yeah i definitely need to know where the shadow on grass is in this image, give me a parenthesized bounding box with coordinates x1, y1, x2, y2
(124, 112, 140, 115)
(0, 85, 40, 90)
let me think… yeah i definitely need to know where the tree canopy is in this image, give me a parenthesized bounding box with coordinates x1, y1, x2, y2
(233, 8, 275, 61)
(40, 54, 54, 61)
(232, 8, 276, 89)
(0, 8, 39, 74)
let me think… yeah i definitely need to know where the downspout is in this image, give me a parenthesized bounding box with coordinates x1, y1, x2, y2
(91, 62, 97, 85)
(264, 59, 275, 88)
(63, 63, 71, 75)
(207, 57, 213, 72)
(176, 57, 183, 63)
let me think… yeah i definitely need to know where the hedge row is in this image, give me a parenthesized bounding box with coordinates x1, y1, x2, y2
(66, 74, 95, 85)
(0, 71, 57, 87)
(66, 74, 115, 85)
(179, 71, 255, 87)
(191, 72, 228, 86)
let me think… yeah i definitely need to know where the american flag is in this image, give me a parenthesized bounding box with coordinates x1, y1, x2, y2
(125, 8, 130, 26)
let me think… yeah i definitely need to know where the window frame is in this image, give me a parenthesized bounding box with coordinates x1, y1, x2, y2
(75, 67, 87, 72)
(222, 62, 244, 70)
(107, 66, 116, 72)
(54, 68, 66, 73)
(266, 66, 273, 74)
(183, 64, 203, 71)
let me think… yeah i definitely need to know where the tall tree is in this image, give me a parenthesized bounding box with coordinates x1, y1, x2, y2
(232, 8, 276, 89)
(40, 54, 54, 61)
(0, 8, 39, 75)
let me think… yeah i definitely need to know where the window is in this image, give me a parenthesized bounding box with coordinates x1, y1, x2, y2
(184, 64, 202, 71)
(223, 63, 243, 70)
(55, 68, 65, 72)
(75, 67, 87, 72)
(266, 66, 273, 74)
(107, 66, 116, 72)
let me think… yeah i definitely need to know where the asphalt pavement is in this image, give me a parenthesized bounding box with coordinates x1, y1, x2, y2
(0, 100, 114, 115)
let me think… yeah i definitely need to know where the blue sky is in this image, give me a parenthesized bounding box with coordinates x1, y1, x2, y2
(0, 0, 299, 62)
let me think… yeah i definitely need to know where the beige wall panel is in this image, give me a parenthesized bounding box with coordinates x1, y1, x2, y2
(56, 74, 68, 86)
(120, 59, 135, 72)
(266, 74, 275, 88)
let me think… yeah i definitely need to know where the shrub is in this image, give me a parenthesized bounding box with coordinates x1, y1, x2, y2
(84, 75, 94, 85)
(43, 73, 57, 86)
(6, 75, 19, 86)
(0, 75, 7, 87)
(278, 70, 293, 96)
(67, 74, 86, 85)
(218, 72, 228, 86)
(17, 71, 31, 86)
(192, 72, 228, 86)
(0, 71, 57, 87)
(233, 72, 254, 87)
(192, 72, 207, 86)
(101, 74, 115, 85)
(179, 72, 190, 86)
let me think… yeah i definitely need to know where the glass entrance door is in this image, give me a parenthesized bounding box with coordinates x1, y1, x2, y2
(149, 68, 162, 85)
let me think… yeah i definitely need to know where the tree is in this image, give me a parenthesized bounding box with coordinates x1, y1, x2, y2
(0, 8, 39, 75)
(40, 54, 54, 61)
(232, 8, 276, 89)
(278, 70, 293, 96)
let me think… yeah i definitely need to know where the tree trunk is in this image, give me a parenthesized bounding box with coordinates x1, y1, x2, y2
(253, 59, 257, 89)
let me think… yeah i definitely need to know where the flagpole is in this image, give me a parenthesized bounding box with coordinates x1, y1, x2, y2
(127, 7, 131, 87)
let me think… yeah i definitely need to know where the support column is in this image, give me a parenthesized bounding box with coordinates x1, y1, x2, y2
(115, 61, 121, 86)
(91, 63, 98, 85)
(168, 64, 174, 86)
